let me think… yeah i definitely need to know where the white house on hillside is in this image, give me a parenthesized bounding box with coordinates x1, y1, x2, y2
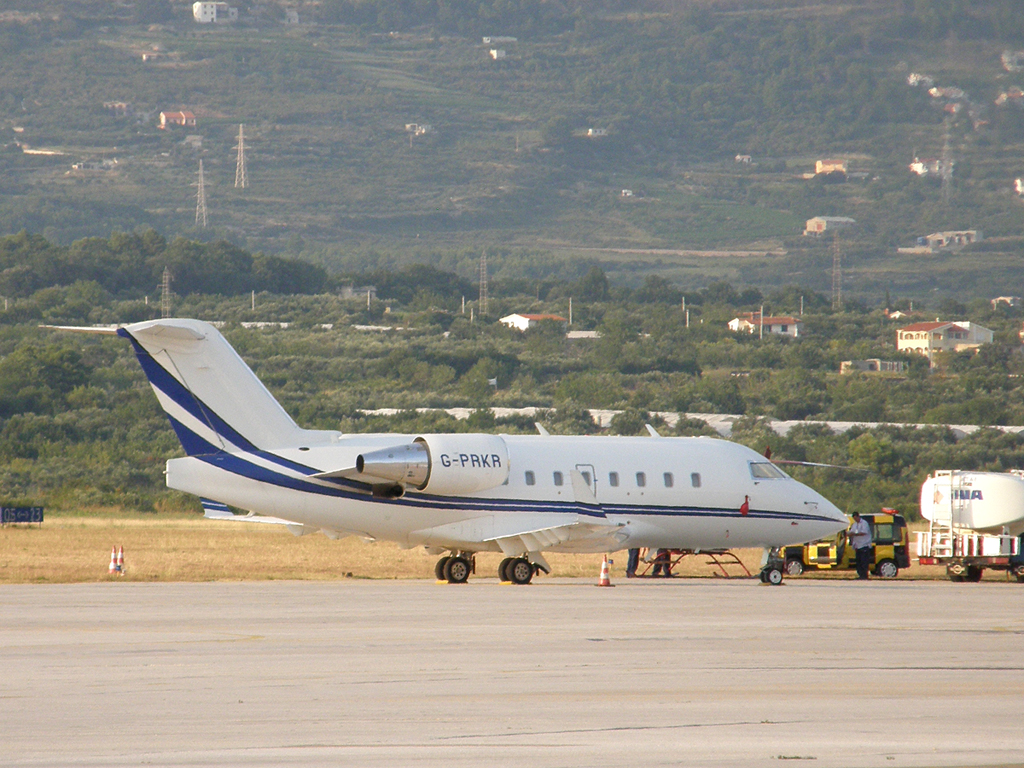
(897, 320, 993, 364)
(728, 313, 802, 338)
(193, 2, 237, 22)
(500, 313, 568, 331)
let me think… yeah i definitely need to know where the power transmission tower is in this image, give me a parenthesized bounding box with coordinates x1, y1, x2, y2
(195, 159, 208, 227)
(161, 267, 172, 318)
(234, 123, 248, 189)
(478, 252, 488, 317)
(941, 118, 953, 206)
(831, 233, 842, 311)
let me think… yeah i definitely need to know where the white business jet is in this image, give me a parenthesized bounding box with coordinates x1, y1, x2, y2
(61, 318, 848, 584)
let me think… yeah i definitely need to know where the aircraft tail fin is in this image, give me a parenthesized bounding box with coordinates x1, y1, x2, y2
(118, 319, 309, 455)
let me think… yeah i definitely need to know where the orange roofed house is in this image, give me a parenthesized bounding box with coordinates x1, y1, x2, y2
(159, 111, 197, 129)
(728, 312, 802, 338)
(897, 321, 993, 365)
(499, 313, 568, 331)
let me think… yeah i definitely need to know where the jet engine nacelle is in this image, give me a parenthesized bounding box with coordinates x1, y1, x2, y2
(356, 433, 510, 495)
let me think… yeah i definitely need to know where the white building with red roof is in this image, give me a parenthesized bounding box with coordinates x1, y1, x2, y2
(499, 313, 568, 331)
(897, 320, 993, 362)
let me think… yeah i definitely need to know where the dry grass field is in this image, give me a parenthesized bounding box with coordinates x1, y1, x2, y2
(0, 510, 977, 584)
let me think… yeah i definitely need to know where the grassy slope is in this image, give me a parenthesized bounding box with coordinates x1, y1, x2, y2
(1, 2, 1023, 298)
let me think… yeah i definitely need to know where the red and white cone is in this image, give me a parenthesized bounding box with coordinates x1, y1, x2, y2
(108, 546, 118, 575)
(116, 546, 124, 575)
(596, 554, 613, 587)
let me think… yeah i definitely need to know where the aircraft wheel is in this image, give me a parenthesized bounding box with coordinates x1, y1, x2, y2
(508, 558, 534, 585)
(784, 559, 804, 577)
(434, 556, 451, 581)
(965, 565, 983, 582)
(762, 566, 783, 585)
(498, 557, 514, 582)
(876, 559, 899, 579)
(444, 556, 471, 584)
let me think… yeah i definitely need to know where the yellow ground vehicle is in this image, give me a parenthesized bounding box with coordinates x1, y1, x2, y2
(780, 509, 910, 578)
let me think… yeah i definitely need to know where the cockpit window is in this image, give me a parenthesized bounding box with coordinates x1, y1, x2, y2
(749, 462, 787, 479)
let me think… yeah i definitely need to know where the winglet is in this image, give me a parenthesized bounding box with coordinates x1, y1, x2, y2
(535, 422, 550, 436)
(645, 423, 662, 437)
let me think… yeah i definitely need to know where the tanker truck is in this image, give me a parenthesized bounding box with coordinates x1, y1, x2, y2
(918, 470, 1024, 582)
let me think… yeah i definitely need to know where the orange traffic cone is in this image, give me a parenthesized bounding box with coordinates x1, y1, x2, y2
(108, 546, 117, 575)
(596, 554, 613, 587)
(116, 546, 124, 575)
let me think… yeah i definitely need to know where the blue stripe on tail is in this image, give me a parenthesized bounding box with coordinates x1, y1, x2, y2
(119, 327, 258, 456)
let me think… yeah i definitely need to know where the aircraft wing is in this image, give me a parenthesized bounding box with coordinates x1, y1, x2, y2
(410, 467, 624, 555)
(411, 512, 626, 556)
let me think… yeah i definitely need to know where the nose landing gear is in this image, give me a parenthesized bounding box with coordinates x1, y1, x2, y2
(758, 547, 785, 585)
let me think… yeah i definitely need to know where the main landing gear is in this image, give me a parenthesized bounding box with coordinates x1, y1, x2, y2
(434, 553, 474, 584)
(433, 553, 541, 584)
(499, 556, 536, 585)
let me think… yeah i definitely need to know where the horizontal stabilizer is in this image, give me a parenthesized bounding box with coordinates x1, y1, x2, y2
(201, 500, 366, 540)
(201, 499, 297, 526)
(40, 324, 120, 335)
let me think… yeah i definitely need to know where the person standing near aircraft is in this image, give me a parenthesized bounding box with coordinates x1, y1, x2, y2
(652, 549, 672, 577)
(626, 548, 640, 577)
(849, 512, 873, 580)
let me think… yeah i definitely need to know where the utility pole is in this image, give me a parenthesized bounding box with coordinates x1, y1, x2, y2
(478, 252, 488, 317)
(831, 232, 842, 311)
(161, 267, 172, 318)
(234, 123, 248, 189)
(195, 159, 208, 228)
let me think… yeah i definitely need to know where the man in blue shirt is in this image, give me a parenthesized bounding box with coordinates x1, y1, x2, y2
(849, 512, 873, 580)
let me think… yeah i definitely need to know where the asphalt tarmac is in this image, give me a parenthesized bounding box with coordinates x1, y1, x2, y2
(2, 578, 1023, 768)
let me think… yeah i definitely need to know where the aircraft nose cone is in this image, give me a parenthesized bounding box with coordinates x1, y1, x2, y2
(821, 498, 848, 527)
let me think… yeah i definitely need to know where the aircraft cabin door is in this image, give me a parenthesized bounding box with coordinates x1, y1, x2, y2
(575, 463, 597, 498)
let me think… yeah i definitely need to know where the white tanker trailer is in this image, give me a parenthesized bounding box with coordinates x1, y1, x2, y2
(918, 470, 1024, 582)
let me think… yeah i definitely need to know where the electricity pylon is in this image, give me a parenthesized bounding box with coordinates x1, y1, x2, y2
(195, 159, 208, 227)
(234, 123, 248, 189)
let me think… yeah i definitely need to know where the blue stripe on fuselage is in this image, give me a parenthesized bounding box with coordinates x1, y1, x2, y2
(195, 448, 841, 524)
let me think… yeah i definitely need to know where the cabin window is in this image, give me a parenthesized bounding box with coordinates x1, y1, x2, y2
(691, 472, 701, 488)
(636, 472, 646, 487)
(553, 471, 564, 487)
(609, 472, 619, 487)
(663, 472, 674, 488)
(525, 471, 535, 486)
(749, 462, 787, 479)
